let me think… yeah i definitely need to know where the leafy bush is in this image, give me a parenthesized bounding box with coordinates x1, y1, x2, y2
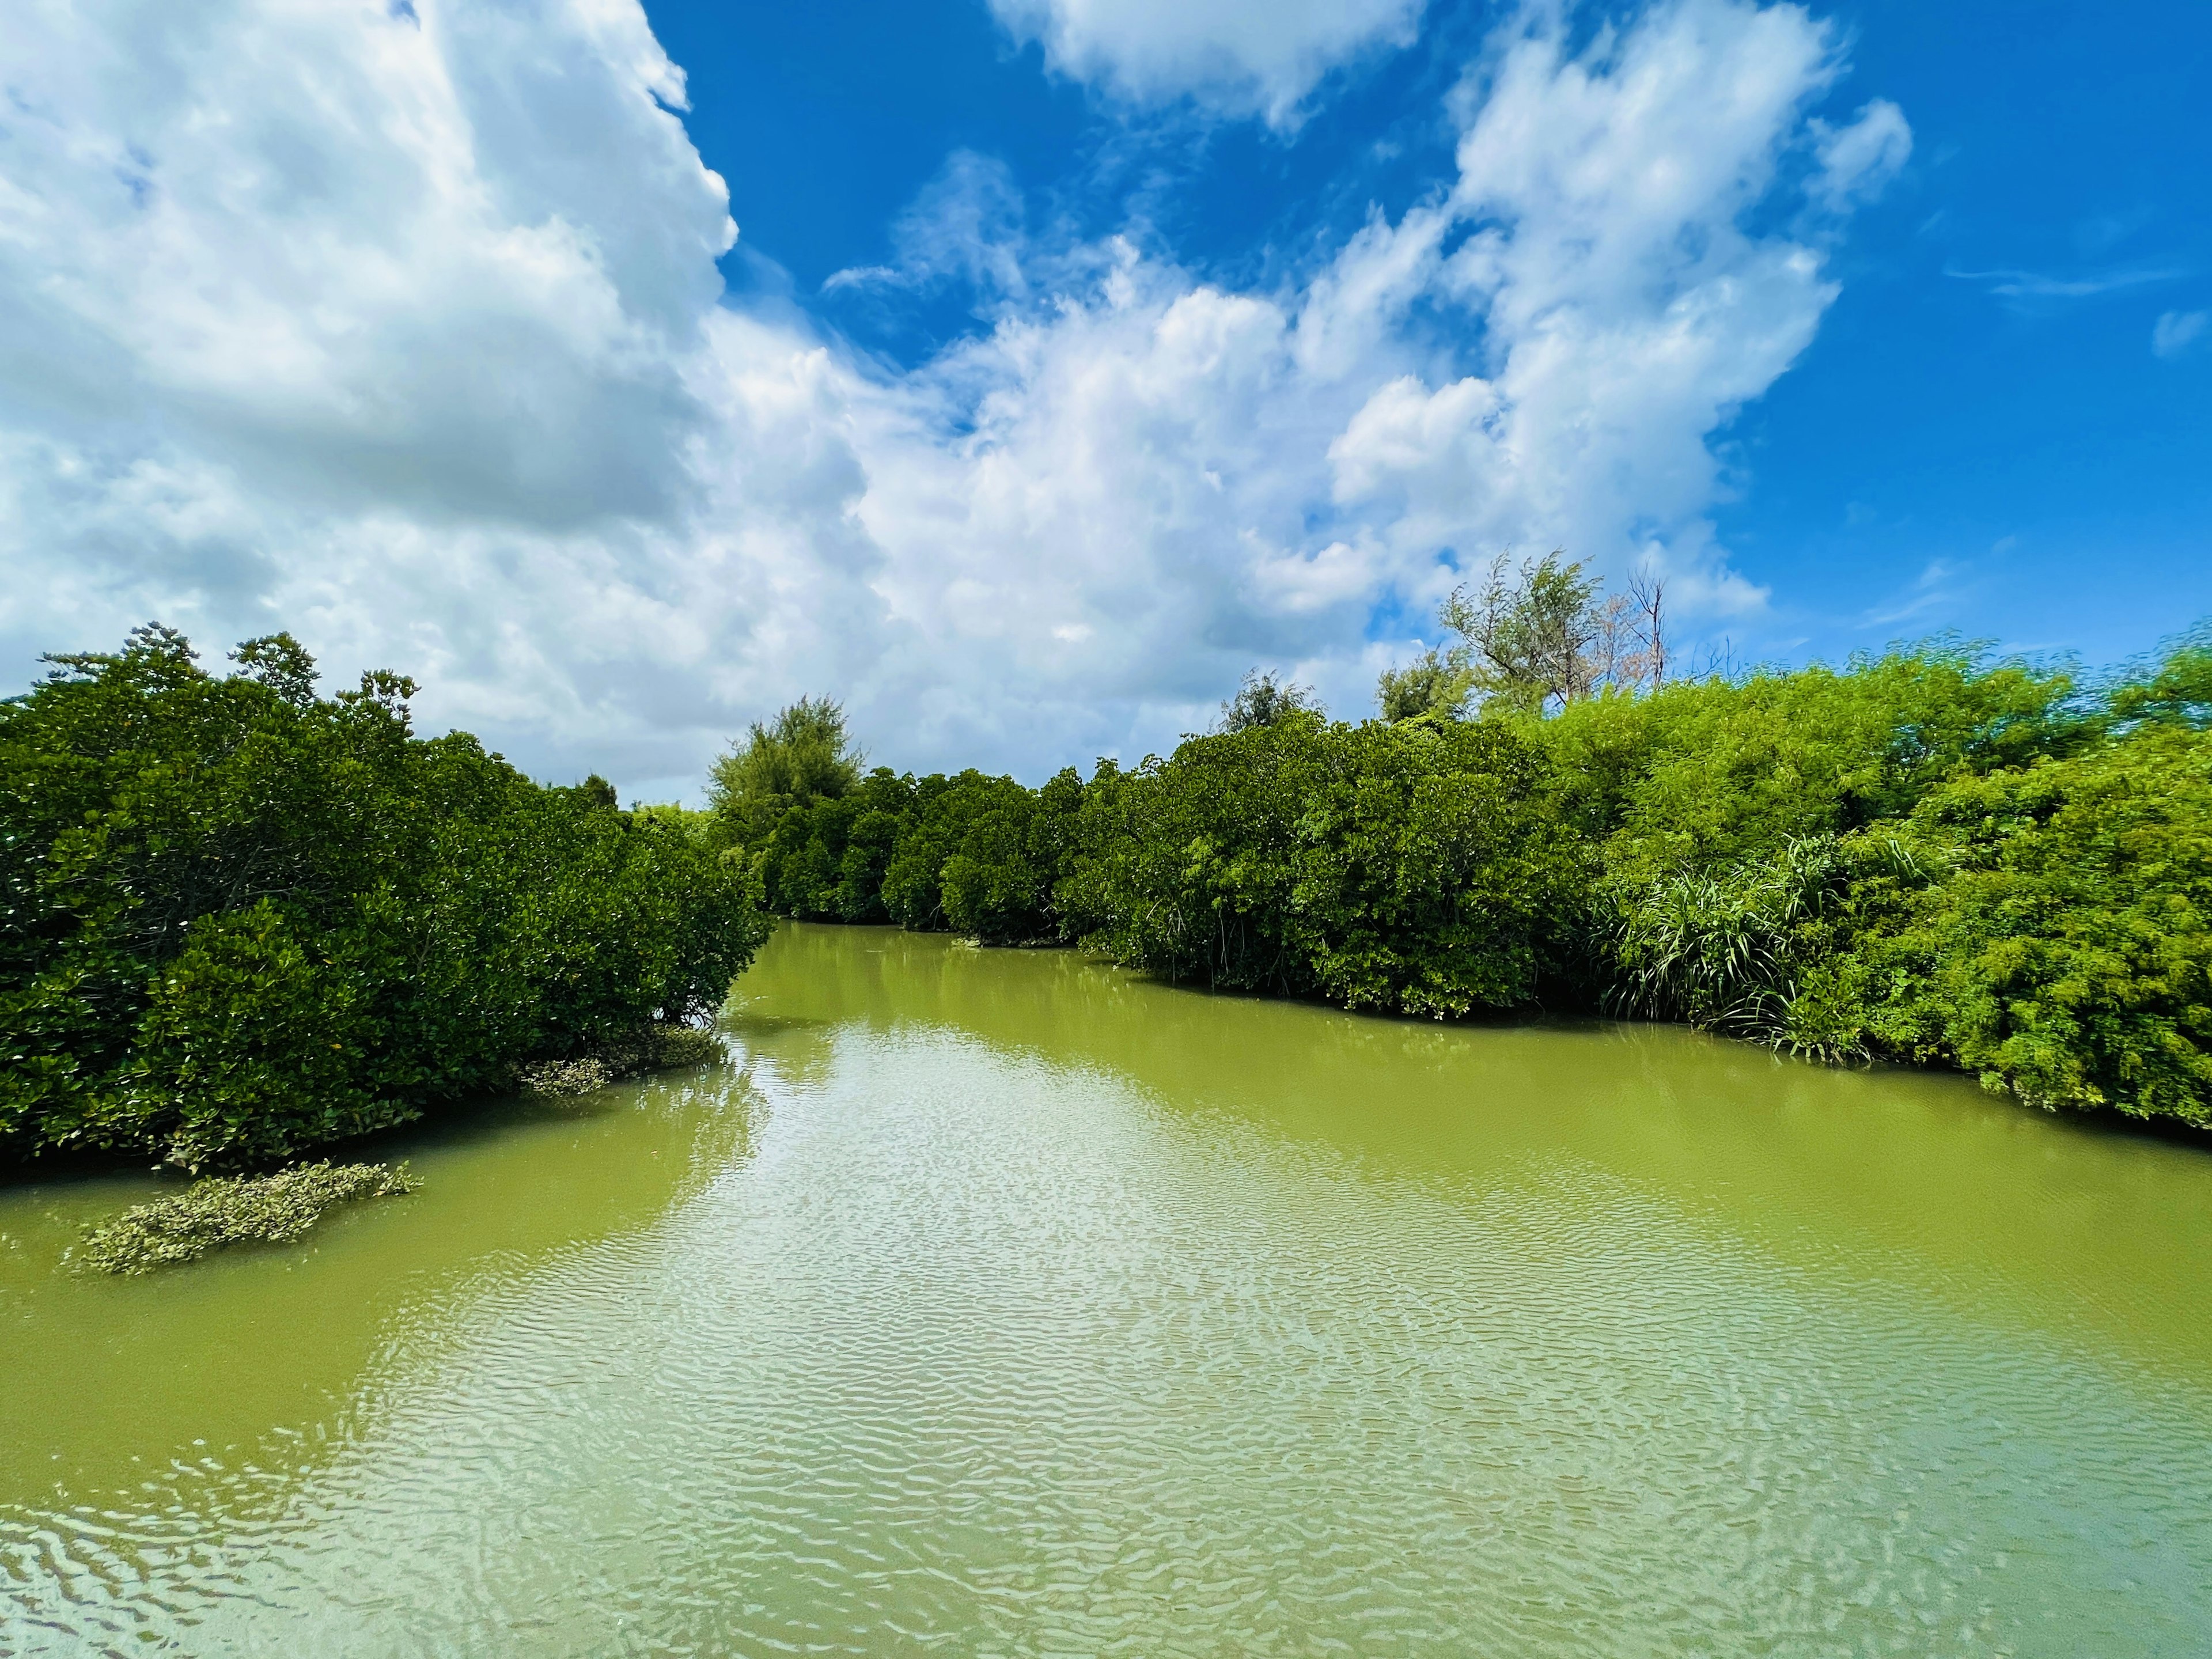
(1581, 646, 2210, 1117)
(757, 768, 916, 922)
(706, 696, 863, 849)
(719, 634, 2212, 1129)
(78, 1160, 421, 1275)
(881, 771, 1042, 934)
(1606, 836, 1857, 1055)
(1540, 646, 2084, 881)
(1829, 724, 2212, 1122)
(737, 755, 1089, 944)
(1063, 717, 1584, 1016)
(1, 627, 770, 1169)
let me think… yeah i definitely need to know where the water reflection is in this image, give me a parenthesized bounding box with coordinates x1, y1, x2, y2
(3, 924, 2209, 1656)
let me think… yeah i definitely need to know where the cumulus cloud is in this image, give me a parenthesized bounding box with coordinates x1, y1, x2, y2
(0, 0, 1901, 793)
(984, 0, 1425, 127)
(0, 0, 730, 529)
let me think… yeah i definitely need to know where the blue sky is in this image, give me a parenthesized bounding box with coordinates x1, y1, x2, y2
(1, 0, 2206, 791)
(667, 0, 2212, 669)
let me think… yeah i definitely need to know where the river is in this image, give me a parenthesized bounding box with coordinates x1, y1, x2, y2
(5, 923, 2211, 1654)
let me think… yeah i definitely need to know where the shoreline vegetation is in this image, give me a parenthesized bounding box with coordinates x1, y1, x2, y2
(5, 556, 2209, 1269)
(1, 627, 771, 1187)
(710, 558, 2211, 1132)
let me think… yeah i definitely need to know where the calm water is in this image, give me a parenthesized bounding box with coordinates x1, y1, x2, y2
(6, 925, 2212, 1656)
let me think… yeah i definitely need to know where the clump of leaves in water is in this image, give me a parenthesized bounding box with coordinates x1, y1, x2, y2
(78, 1161, 421, 1275)
(647, 1026, 725, 1070)
(515, 1025, 725, 1097)
(516, 1057, 615, 1097)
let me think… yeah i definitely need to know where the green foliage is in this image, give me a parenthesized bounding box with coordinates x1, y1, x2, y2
(1, 626, 770, 1169)
(707, 697, 863, 847)
(1607, 836, 1856, 1055)
(1440, 550, 1608, 711)
(724, 623, 2212, 1130)
(77, 1160, 421, 1275)
(2109, 622, 2212, 730)
(627, 801, 714, 842)
(1380, 552, 1671, 724)
(1218, 670, 1325, 732)
(757, 767, 916, 922)
(732, 760, 1091, 945)
(1824, 724, 2212, 1123)
(1578, 637, 2208, 1118)
(1376, 649, 1472, 722)
(1543, 646, 2083, 881)
(886, 770, 1075, 940)
(1061, 719, 1584, 1016)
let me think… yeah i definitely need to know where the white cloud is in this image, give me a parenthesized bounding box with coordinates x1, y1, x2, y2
(1317, 0, 1853, 611)
(0, 0, 1895, 793)
(2153, 309, 2206, 358)
(1946, 264, 2180, 307)
(984, 0, 1425, 127)
(825, 151, 1031, 300)
(1809, 99, 1911, 210)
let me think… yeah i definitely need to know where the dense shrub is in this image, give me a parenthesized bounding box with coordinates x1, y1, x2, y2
(1, 627, 769, 1169)
(1572, 646, 2210, 1121)
(1822, 725, 2212, 1122)
(1606, 835, 1854, 1052)
(1062, 717, 1583, 1015)
(745, 763, 1089, 944)
(1537, 647, 2084, 880)
(719, 635, 2212, 1130)
(759, 768, 917, 923)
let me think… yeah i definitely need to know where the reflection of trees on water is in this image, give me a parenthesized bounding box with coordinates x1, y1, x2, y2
(736, 923, 2212, 1381)
(0, 1063, 770, 1532)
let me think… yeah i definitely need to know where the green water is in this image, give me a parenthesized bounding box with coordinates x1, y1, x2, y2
(6, 925, 2212, 1656)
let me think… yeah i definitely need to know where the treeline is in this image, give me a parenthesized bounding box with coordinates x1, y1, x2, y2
(1, 627, 769, 1171)
(716, 560, 2212, 1130)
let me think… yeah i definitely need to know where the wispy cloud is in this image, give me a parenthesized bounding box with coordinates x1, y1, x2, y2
(823, 151, 1031, 302)
(1808, 100, 1911, 211)
(1858, 558, 1963, 630)
(2153, 309, 2206, 358)
(821, 264, 904, 293)
(1945, 263, 2182, 305)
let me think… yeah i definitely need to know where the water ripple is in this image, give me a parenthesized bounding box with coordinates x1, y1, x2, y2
(6, 934, 2212, 1655)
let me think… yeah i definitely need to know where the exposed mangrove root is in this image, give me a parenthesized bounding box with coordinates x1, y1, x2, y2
(78, 1160, 421, 1275)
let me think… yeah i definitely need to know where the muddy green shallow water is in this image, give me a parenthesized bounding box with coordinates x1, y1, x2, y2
(6, 925, 2212, 1656)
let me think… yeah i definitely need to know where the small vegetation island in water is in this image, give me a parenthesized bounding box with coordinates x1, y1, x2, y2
(3, 559, 2209, 1270)
(77, 1160, 422, 1275)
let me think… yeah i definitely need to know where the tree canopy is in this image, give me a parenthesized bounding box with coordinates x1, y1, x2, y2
(1, 626, 769, 1169)
(1219, 670, 1325, 733)
(706, 696, 864, 846)
(715, 619, 2212, 1132)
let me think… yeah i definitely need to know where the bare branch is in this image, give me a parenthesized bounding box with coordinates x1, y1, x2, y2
(1627, 571, 1666, 689)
